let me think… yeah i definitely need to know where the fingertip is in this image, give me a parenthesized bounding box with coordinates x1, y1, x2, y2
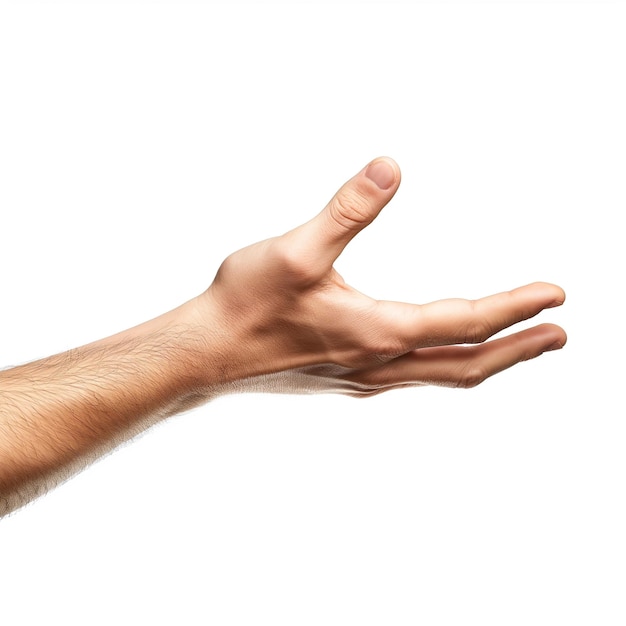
(364, 157, 401, 190)
(549, 285, 566, 308)
(540, 323, 568, 351)
(525, 282, 566, 308)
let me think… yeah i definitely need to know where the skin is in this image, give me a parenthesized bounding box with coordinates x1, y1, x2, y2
(0, 157, 566, 516)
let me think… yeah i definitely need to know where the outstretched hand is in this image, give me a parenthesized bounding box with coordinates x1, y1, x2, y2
(193, 157, 566, 396)
(0, 156, 567, 515)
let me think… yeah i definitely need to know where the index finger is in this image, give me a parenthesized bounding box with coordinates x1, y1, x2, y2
(377, 282, 566, 350)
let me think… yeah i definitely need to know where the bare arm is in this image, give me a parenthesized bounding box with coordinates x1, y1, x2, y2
(0, 303, 215, 515)
(0, 157, 566, 516)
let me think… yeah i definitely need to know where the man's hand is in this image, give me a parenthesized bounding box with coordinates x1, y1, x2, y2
(0, 156, 566, 516)
(191, 157, 566, 396)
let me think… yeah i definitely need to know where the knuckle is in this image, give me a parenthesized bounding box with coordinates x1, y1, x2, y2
(329, 189, 371, 231)
(462, 300, 493, 344)
(214, 250, 243, 283)
(268, 237, 316, 281)
(361, 326, 408, 363)
(456, 362, 488, 388)
(463, 325, 491, 345)
(373, 338, 407, 361)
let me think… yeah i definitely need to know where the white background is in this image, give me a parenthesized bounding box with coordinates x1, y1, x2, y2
(0, 2, 624, 624)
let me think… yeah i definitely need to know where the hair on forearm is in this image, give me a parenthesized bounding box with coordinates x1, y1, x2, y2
(0, 327, 209, 517)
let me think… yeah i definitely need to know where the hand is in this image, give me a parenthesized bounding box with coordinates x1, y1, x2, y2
(0, 156, 567, 515)
(193, 157, 566, 397)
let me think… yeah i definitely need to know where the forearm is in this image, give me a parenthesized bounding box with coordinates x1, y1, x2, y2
(0, 299, 215, 517)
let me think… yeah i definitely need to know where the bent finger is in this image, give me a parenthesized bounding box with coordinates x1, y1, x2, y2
(347, 323, 567, 391)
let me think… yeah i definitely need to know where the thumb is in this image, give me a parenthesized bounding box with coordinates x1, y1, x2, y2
(296, 157, 401, 269)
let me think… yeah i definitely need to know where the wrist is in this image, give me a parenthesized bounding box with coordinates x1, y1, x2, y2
(184, 288, 287, 390)
(181, 292, 247, 389)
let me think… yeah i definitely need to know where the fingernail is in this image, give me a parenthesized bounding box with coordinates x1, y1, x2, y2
(365, 159, 395, 190)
